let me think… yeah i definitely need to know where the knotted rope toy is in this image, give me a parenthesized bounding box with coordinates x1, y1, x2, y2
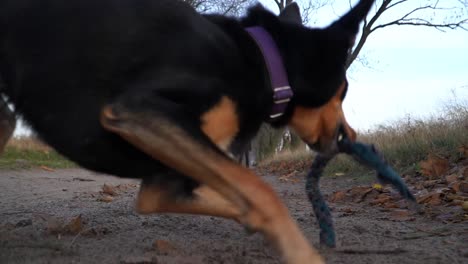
(306, 136, 416, 248)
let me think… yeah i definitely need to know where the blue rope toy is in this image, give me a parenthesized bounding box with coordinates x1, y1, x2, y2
(305, 138, 416, 248)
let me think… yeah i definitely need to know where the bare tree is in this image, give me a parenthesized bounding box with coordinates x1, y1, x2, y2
(182, 0, 254, 15)
(270, 0, 330, 24)
(346, 0, 468, 68)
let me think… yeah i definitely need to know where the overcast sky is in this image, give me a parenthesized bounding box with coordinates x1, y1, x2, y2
(259, 0, 468, 131)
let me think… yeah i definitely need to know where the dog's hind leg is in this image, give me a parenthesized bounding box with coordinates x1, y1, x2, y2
(136, 183, 241, 220)
(100, 102, 324, 264)
(0, 96, 16, 154)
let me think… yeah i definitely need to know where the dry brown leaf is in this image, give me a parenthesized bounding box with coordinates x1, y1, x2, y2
(98, 195, 114, 203)
(460, 182, 468, 193)
(449, 181, 462, 192)
(445, 174, 458, 184)
(40, 165, 55, 172)
(153, 239, 176, 254)
(330, 190, 347, 202)
(382, 202, 399, 209)
(446, 193, 468, 202)
(349, 187, 374, 203)
(462, 201, 468, 211)
(65, 215, 83, 235)
(46, 216, 63, 234)
(459, 145, 468, 159)
(389, 209, 415, 222)
(422, 180, 439, 188)
(462, 167, 468, 179)
(419, 155, 449, 178)
(416, 192, 443, 205)
(102, 184, 117, 196)
(428, 193, 443, 206)
(370, 195, 392, 206)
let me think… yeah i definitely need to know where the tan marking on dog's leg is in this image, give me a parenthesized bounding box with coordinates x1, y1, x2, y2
(201, 96, 238, 151)
(136, 184, 241, 220)
(100, 106, 324, 264)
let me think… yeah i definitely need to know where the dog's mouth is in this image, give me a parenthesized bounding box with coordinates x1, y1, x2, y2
(308, 125, 352, 156)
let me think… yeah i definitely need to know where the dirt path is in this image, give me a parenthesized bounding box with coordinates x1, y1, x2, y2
(1, 168, 467, 264)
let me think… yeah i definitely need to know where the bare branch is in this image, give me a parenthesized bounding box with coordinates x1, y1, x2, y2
(183, 0, 253, 15)
(372, 18, 468, 32)
(347, 0, 468, 69)
(386, 0, 409, 10)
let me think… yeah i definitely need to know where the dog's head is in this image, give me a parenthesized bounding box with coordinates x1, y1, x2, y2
(278, 0, 374, 155)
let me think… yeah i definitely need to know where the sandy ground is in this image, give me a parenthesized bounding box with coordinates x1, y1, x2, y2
(1, 168, 467, 264)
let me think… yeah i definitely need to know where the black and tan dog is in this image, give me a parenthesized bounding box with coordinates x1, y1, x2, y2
(0, 0, 374, 263)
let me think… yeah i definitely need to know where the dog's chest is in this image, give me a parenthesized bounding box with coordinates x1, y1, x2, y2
(201, 96, 239, 151)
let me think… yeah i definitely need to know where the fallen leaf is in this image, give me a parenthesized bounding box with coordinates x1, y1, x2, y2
(462, 201, 468, 211)
(279, 173, 294, 182)
(65, 215, 83, 235)
(370, 195, 392, 206)
(98, 195, 114, 203)
(382, 202, 399, 209)
(445, 174, 458, 184)
(448, 199, 464, 206)
(460, 182, 468, 193)
(419, 155, 449, 178)
(372, 183, 383, 191)
(46, 216, 63, 235)
(422, 180, 439, 188)
(153, 239, 176, 254)
(449, 181, 462, 192)
(445, 193, 467, 202)
(417, 192, 441, 205)
(102, 184, 117, 196)
(389, 209, 415, 221)
(40, 165, 55, 172)
(349, 186, 374, 203)
(459, 145, 468, 159)
(330, 190, 347, 202)
(428, 193, 443, 206)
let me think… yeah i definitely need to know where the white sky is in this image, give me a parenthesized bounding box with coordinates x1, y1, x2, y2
(259, 0, 468, 131)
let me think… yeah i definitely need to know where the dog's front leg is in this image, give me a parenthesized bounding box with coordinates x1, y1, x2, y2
(99, 96, 324, 264)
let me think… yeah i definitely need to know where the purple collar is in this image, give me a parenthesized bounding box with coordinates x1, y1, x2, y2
(245, 26, 293, 120)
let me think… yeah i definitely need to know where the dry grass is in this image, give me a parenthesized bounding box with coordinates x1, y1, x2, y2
(360, 102, 468, 171)
(259, 102, 468, 177)
(259, 148, 311, 165)
(6, 137, 52, 152)
(1, 136, 74, 169)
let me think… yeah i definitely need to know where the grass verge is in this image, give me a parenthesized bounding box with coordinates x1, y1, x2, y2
(258, 102, 468, 178)
(0, 137, 75, 169)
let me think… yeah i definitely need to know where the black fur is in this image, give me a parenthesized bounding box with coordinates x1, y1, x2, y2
(0, 0, 372, 195)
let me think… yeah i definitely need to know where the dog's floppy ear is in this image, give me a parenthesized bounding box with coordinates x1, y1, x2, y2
(279, 3, 302, 25)
(329, 0, 374, 47)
